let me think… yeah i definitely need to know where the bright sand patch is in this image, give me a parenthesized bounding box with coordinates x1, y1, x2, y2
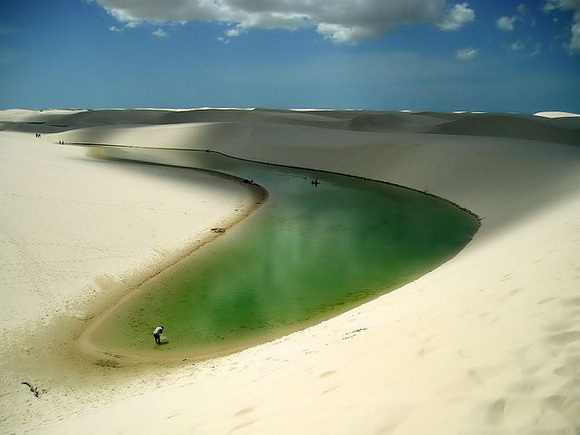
(0, 131, 262, 333)
(534, 111, 580, 118)
(1, 109, 579, 434)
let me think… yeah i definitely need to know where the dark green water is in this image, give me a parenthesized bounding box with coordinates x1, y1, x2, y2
(87, 148, 478, 358)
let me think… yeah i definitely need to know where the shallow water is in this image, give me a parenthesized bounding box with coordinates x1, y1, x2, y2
(86, 148, 478, 358)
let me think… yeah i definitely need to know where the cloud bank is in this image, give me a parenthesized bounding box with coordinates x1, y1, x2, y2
(96, 0, 475, 43)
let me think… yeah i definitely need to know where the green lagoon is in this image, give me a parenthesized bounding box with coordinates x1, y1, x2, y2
(86, 148, 478, 358)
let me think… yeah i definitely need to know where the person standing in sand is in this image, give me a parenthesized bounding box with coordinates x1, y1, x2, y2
(153, 325, 164, 345)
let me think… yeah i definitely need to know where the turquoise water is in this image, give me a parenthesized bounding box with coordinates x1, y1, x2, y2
(87, 148, 478, 358)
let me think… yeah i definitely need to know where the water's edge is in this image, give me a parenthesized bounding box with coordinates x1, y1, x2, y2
(70, 144, 480, 365)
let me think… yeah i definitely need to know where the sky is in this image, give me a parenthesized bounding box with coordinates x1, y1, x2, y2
(0, 0, 579, 113)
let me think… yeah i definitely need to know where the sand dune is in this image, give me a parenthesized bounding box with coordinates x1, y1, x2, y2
(423, 112, 580, 145)
(5, 107, 578, 140)
(0, 109, 579, 434)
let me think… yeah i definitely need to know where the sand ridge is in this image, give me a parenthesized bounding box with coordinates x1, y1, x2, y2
(0, 109, 579, 434)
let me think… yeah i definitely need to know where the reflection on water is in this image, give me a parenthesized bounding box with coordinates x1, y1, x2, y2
(87, 148, 478, 357)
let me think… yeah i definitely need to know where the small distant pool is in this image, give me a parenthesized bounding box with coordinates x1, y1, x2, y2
(84, 147, 478, 359)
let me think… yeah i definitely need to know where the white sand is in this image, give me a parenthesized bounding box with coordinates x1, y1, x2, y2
(0, 109, 579, 434)
(535, 111, 580, 118)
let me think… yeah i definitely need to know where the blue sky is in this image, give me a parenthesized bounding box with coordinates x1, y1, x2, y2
(1, 0, 578, 113)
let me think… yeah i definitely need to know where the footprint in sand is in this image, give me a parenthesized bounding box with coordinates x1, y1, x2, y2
(234, 406, 255, 417)
(538, 297, 556, 305)
(548, 331, 580, 346)
(486, 396, 576, 430)
(543, 395, 580, 423)
(231, 407, 257, 433)
(487, 398, 506, 425)
(553, 366, 577, 377)
(230, 420, 256, 433)
(560, 296, 580, 307)
(341, 327, 368, 340)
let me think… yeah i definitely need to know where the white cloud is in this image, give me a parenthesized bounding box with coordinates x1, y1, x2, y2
(571, 21, 580, 51)
(517, 4, 529, 15)
(497, 16, 516, 31)
(152, 28, 168, 37)
(508, 40, 542, 56)
(456, 47, 477, 60)
(109, 25, 123, 32)
(95, 0, 477, 43)
(543, 0, 580, 53)
(226, 25, 247, 38)
(543, 0, 580, 13)
(530, 42, 542, 56)
(438, 2, 475, 31)
(316, 23, 378, 44)
(106, 7, 142, 28)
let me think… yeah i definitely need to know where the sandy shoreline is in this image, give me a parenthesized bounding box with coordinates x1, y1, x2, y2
(1, 109, 579, 434)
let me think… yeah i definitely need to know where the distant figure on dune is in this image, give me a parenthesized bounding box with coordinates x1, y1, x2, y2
(153, 325, 164, 345)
